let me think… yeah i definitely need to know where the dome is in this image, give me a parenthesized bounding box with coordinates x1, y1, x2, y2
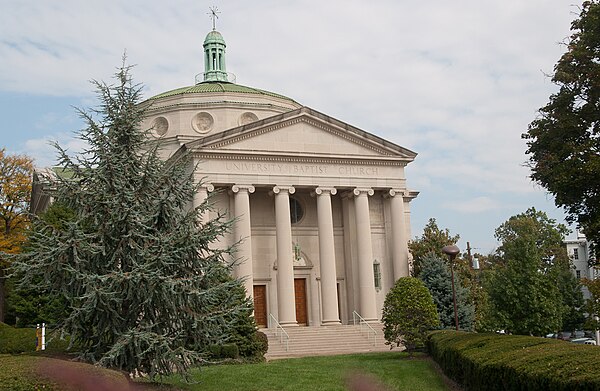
(204, 30, 226, 46)
(149, 82, 297, 103)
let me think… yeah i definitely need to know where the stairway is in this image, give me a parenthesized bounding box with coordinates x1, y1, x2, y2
(260, 323, 398, 360)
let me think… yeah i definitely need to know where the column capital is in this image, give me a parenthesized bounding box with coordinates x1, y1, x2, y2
(200, 183, 215, 192)
(272, 185, 295, 195)
(384, 189, 406, 198)
(352, 188, 374, 197)
(313, 187, 337, 196)
(232, 184, 255, 194)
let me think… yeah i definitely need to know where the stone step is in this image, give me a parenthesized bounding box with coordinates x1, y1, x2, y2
(260, 324, 394, 360)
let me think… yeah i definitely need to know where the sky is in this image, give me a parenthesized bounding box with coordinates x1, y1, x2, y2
(0, 0, 582, 254)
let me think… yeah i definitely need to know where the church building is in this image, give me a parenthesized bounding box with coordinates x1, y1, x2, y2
(140, 26, 418, 328)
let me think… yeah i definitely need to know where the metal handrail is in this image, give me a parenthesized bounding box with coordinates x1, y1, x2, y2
(352, 310, 377, 345)
(268, 313, 290, 351)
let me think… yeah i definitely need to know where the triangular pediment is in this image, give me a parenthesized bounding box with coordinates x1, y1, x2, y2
(184, 107, 417, 161)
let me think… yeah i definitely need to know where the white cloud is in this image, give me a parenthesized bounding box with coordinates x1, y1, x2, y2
(24, 133, 88, 168)
(0, 0, 581, 253)
(443, 196, 501, 214)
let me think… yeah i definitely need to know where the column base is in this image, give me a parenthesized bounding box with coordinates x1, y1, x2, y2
(322, 319, 342, 326)
(280, 321, 299, 327)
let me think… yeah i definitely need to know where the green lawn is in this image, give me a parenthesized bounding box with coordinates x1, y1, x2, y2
(163, 352, 451, 391)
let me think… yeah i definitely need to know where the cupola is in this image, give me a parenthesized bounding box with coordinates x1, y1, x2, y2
(202, 29, 228, 82)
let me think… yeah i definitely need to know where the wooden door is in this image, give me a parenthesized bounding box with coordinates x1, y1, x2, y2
(294, 278, 308, 326)
(253, 285, 268, 328)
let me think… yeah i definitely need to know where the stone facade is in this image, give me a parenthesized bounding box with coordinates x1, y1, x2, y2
(138, 28, 419, 327)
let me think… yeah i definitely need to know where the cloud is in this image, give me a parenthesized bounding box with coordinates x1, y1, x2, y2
(443, 196, 501, 214)
(0, 0, 581, 253)
(24, 133, 88, 168)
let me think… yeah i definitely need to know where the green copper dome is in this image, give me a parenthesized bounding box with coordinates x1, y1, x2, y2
(204, 30, 226, 45)
(149, 82, 297, 103)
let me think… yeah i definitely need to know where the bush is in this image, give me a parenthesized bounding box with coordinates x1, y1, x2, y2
(427, 330, 600, 390)
(0, 322, 74, 355)
(208, 343, 240, 360)
(254, 330, 268, 357)
(0, 322, 35, 354)
(221, 343, 240, 359)
(382, 277, 440, 354)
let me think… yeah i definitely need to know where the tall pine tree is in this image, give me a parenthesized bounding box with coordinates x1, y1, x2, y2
(12, 62, 251, 378)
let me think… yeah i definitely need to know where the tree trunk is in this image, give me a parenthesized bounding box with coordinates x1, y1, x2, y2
(0, 266, 5, 323)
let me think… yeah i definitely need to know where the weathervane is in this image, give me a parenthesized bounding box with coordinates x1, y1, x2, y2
(208, 6, 220, 31)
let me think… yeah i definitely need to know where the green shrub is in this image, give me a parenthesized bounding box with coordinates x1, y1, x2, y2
(382, 277, 440, 354)
(427, 330, 600, 391)
(0, 322, 35, 354)
(254, 330, 268, 357)
(0, 323, 73, 355)
(208, 344, 222, 358)
(221, 343, 239, 359)
(208, 343, 240, 360)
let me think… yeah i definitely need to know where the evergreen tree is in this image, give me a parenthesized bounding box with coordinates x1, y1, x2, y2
(382, 277, 439, 355)
(5, 202, 75, 327)
(417, 253, 474, 331)
(12, 62, 249, 378)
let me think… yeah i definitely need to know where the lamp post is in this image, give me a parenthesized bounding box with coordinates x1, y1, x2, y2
(442, 244, 460, 331)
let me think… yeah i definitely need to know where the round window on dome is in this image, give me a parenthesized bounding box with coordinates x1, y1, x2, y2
(192, 112, 214, 133)
(151, 116, 169, 137)
(289, 197, 304, 224)
(239, 112, 259, 126)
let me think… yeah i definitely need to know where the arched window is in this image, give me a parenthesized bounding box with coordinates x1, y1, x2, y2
(289, 197, 304, 224)
(373, 260, 382, 291)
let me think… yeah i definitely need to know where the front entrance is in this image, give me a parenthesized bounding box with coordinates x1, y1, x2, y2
(294, 278, 308, 326)
(253, 285, 268, 328)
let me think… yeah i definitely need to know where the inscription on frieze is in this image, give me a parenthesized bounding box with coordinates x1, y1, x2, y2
(224, 162, 379, 176)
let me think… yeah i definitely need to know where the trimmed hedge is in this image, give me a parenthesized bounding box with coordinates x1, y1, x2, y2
(0, 322, 72, 354)
(427, 330, 600, 391)
(0, 322, 35, 354)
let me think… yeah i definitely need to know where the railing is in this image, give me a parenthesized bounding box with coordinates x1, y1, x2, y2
(352, 310, 377, 345)
(268, 313, 290, 351)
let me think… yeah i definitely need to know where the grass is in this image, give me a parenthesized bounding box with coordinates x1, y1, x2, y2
(0, 354, 133, 391)
(162, 352, 451, 391)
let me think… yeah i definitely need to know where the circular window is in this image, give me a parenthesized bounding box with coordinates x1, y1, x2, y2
(191, 112, 214, 133)
(151, 116, 169, 136)
(289, 197, 304, 224)
(239, 112, 259, 126)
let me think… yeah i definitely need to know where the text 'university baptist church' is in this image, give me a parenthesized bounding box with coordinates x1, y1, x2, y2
(142, 26, 419, 328)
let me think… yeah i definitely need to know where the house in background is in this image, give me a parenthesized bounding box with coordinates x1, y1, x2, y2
(565, 231, 598, 299)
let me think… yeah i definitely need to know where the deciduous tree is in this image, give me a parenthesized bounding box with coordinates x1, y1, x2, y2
(0, 148, 33, 322)
(408, 218, 460, 276)
(524, 0, 600, 260)
(485, 208, 583, 335)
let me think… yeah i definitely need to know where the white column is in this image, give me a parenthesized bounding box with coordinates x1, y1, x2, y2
(273, 185, 298, 326)
(388, 189, 410, 280)
(193, 183, 214, 224)
(353, 188, 378, 322)
(315, 187, 341, 325)
(232, 184, 255, 298)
